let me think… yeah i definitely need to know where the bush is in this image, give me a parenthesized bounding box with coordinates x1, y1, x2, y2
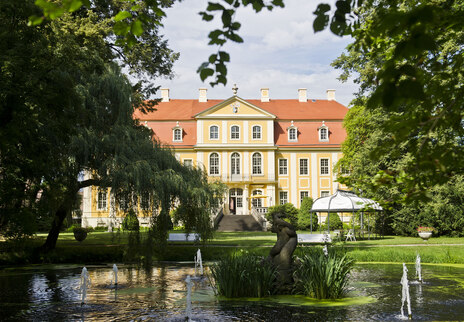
(122, 209, 140, 231)
(93, 226, 108, 232)
(210, 252, 276, 298)
(298, 197, 317, 230)
(266, 203, 298, 228)
(73, 227, 88, 242)
(325, 213, 343, 230)
(294, 247, 354, 299)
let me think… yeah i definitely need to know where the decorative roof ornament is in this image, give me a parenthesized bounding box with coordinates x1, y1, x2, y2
(232, 83, 238, 95)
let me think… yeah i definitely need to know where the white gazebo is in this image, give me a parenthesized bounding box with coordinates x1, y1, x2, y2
(310, 189, 383, 237)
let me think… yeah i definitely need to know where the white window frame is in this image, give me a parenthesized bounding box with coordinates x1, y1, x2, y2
(279, 158, 288, 175)
(320, 158, 330, 175)
(140, 192, 150, 210)
(252, 189, 263, 208)
(287, 121, 298, 142)
(318, 121, 329, 142)
(299, 158, 309, 176)
(231, 152, 241, 175)
(252, 152, 263, 175)
(173, 128, 182, 142)
(279, 191, 288, 205)
(252, 125, 262, 140)
(230, 188, 243, 208)
(97, 189, 107, 210)
(230, 125, 240, 140)
(209, 152, 220, 176)
(209, 125, 219, 140)
(321, 191, 330, 197)
(300, 191, 309, 204)
(183, 159, 193, 168)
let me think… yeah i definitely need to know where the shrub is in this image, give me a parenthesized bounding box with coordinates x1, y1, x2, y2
(266, 203, 298, 228)
(294, 247, 354, 299)
(73, 227, 88, 242)
(325, 213, 343, 230)
(210, 252, 276, 298)
(122, 209, 140, 231)
(298, 197, 317, 230)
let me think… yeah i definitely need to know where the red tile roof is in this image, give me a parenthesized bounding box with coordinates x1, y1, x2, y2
(134, 98, 348, 121)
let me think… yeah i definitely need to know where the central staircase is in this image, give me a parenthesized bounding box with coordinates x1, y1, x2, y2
(216, 215, 262, 232)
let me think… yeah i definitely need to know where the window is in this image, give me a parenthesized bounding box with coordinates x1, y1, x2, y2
(300, 191, 309, 203)
(252, 125, 261, 139)
(173, 128, 182, 142)
(118, 195, 129, 211)
(321, 191, 330, 197)
(231, 125, 240, 139)
(252, 152, 262, 175)
(318, 121, 329, 142)
(320, 158, 329, 175)
(287, 121, 298, 142)
(183, 159, 193, 168)
(209, 125, 219, 140)
(140, 192, 150, 210)
(279, 159, 288, 175)
(230, 188, 243, 208)
(209, 153, 219, 175)
(252, 189, 263, 208)
(288, 128, 297, 141)
(231, 152, 240, 175)
(97, 189, 107, 210)
(299, 158, 309, 175)
(279, 191, 288, 205)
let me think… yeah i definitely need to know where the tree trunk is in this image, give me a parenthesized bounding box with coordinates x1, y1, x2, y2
(40, 205, 68, 252)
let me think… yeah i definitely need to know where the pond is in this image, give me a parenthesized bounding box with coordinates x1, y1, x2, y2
(0, 262, 463, 321)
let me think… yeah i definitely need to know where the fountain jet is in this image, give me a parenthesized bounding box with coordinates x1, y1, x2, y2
(400, 263, 412, 320)
(185, 275, 192, 321)
(79, 267, 91, 305)
(194, 249, 203, 276)
(415, 254, 422, 283)
(112, 264, 118, 286)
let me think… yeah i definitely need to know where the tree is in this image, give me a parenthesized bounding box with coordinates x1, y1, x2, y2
(297, 197, 317, 231)
(266, 203, 298, 228)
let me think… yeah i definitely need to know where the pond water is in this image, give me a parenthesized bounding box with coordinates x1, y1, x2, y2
(1, 262, 463, 321)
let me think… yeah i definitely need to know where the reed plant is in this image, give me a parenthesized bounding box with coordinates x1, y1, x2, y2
(210, 252, 276, 298)
(294, 247, 354, 299)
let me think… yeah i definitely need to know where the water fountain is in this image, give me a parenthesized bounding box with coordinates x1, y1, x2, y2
(415, 254, 422, 283)
(112, 264, 118, 286)
(185, 274, 192, 321)
(400, 263, 412, 320)
(194, 248, 203, 276)
(79, 267, 91, 305)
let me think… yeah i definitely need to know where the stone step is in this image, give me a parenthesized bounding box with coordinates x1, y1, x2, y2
(216, 215, 262, 232)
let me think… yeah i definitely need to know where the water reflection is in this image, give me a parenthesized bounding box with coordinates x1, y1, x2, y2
(1, 263, 464, 321)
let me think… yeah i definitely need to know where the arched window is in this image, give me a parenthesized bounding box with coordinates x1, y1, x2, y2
(252, 189, 263, 208)
(252, 152, 262, 175)
(318, 121, 329, 142)
(231, 152, 240, 175)
(252, 125, 262, 140)
(209, 125, 219, 140)
(287, 121, 298, 142)
(231, 125, 240, 139)
(209, 153, 220, 175)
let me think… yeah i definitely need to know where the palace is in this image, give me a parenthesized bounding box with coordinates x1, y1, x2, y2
(81, 87, 348, 227)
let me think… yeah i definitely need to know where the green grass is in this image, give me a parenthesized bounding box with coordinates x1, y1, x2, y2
(1, 231, 464, 265)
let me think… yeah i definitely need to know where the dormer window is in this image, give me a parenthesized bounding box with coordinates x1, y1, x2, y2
(172, 121, 183, 142)
(318, 121, 329, 142)
(287, 121, 298, 142)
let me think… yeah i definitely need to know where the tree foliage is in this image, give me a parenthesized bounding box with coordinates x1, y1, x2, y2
(266, 203, 298, 228)
(297, 197, 318, 231)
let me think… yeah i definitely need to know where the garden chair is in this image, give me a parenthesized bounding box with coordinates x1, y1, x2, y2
(345, 229, 356, 242)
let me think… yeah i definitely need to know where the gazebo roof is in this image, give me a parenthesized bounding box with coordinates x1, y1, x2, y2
(310, 189, 383, 212)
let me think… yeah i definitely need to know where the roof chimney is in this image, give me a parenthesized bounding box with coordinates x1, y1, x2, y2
(161, 88, 169, 102)
(326, 89, 336, 101)
(199, 88, 207, 102)
(260, 88, 270, 102)
(298, 88, 307, 102)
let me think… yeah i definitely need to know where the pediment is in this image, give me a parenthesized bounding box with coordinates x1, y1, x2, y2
(195, 96, 276, 119)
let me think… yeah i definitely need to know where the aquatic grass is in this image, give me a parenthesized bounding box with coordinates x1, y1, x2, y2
(294, 247, 355, 299)
(210, 252, 276, 298)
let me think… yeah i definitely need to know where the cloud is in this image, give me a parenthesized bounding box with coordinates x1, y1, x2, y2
(158, 0, 358, 107)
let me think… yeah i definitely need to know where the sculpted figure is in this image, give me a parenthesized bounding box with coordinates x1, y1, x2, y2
(267, 211, 297, 291)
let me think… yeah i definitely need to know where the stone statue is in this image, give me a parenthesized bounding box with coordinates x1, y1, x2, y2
(267, 211, 297, 292)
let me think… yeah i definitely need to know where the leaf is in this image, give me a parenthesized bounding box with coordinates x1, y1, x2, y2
(131, 19, 143, 36)
(313, 4, 331, 32)
(228, 33, 243, 43)
(114, 11, 132, 22)
(206, 2, 225, 11)
(199, 68, 214, 81)
(208, 54, 217, 64)
(68, 0, 83, 12)
(219, 51, 230, 62)
(28, 15, 44, 26)
(113, 21, 130, 36)
(222, 10, 231, 26)
(199, 12, 214, 22)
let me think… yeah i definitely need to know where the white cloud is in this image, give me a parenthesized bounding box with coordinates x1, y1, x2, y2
(158, 0, 358, 107)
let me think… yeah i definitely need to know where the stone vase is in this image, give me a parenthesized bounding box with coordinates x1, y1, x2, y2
(418, 231, 432, 241)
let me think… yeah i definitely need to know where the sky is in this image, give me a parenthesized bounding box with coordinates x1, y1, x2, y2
(159, 0, 358, 107)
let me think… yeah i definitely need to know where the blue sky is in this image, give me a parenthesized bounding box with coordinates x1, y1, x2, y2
(159, 0, 358, 106)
